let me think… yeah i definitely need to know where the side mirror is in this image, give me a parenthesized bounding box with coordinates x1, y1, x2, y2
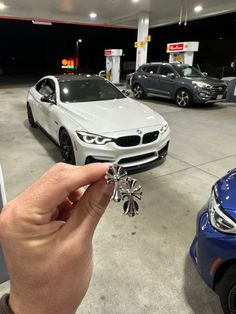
(202, 72, 208, 77)
(41, 94, 56, 104)
(121, 89, 130, 96)
(99, 70, 106, 78)
(167, 73, 175, 79)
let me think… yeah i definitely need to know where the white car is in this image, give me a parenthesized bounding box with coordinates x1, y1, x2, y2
(27, 74, 170, 170)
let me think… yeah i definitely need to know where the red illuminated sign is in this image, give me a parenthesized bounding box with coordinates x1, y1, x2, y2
(61, 58, 76, 69)
(62, 59, 68, 66)
(167, 43, 184, 52)
(104, 50, 112, 56)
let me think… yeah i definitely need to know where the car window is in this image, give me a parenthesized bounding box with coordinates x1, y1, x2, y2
(159, 66, 175, 76)
(138, 66, 147, 72)
(35, 79, 47, 94)
(47, 79, 56, 94)
(38, 79, 56, 96)
(172, 64, 203, 77)
(146, 65, 158, 74)
(59, 78, 126, 103)
(45, 79, 56, 102)
(37, 79, 56, 98)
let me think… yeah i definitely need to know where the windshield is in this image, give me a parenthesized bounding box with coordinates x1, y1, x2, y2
(59, 78, 125, 103)
(172, 65, 203, 78)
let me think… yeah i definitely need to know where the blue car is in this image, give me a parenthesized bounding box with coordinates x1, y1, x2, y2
(190, 168, 236, 314)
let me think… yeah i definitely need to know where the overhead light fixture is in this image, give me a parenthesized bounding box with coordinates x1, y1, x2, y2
(0, 2, 6, 10)
(32, 20, 52, 25)
(194, 5, 203, 13)
(132, 0, 140, 3)
(89, 12, 97, 19)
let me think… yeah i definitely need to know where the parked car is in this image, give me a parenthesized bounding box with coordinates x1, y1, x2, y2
(27, 74, 170, 170)
(131, 62, 227, 107)
(190, 168, 236, 314)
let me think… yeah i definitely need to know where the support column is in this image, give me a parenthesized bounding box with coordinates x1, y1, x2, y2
(136, 12, 150, 70)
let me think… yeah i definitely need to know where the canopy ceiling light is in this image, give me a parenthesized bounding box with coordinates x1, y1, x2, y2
(0, 2, 6, 10)
(89, 12, 97, 19)
(194, 5, 203, 12)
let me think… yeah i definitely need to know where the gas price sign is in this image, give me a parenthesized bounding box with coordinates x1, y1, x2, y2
(61, 59, 76, 69)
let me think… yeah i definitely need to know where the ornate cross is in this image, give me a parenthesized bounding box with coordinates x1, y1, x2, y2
(105, 164, 127, 202)
(121, 177, 142, 217)
(105, 164, 143, 217)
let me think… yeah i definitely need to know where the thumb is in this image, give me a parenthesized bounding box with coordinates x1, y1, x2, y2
(65, 178, 114, 237)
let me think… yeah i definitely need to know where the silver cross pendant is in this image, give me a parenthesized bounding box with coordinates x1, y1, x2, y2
(121, 177, 142, 217)
(105, 164, 127, 202)
(105, 164, 143, 217)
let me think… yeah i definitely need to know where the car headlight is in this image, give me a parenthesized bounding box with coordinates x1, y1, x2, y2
(160, 121, 169, 134)
(192, 81, 212, 89)
(77, 131, 113, 145)
(209, 189, 236, 234)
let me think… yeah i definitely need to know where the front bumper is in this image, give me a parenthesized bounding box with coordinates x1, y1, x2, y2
(86, 141, 169, 173)
(190, 203, 236, 289)
(71, 129, 170, 169)
(193, 89, 226, 104)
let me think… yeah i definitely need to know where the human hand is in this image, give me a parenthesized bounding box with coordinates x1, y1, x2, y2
(0, 163, 113, 314)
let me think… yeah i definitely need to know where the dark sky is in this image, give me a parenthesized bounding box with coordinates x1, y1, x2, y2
(0, 12, 235, 77)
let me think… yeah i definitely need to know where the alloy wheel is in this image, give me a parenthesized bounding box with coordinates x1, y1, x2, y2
(176, 90, 191, 107)
(133, 84, 143, 99)
(60, 131, 75, 164)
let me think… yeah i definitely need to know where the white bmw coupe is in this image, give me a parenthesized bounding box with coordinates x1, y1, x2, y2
(27, 74, 170, 170)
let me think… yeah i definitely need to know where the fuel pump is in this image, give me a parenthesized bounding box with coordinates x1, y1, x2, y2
(167, 42, 199, 66)
(104, 49, 123, 84)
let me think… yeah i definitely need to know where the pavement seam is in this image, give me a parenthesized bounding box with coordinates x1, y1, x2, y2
(155, 154, 221, 179)
(154, 165, 194, 178)
(194, 166, 220, 179)
(168, 153, 195, 167)
(166, 153, 236, 179)
(155, 164, 220, 180)
(195, 153, 236, 167)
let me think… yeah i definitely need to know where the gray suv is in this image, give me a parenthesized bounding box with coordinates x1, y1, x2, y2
(131, 62, 227, 107)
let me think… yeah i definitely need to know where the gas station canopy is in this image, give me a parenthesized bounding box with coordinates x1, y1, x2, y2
(0, 0, 235, 28)
(0, 0, 235, 80)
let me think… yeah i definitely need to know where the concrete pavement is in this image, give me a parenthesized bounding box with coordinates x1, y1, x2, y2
(1, 83, 236, 313)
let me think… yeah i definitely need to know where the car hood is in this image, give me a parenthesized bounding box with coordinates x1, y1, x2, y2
(215, 169, 236, 218)
(60, 97, 164, 134)
(183, 76, 226, 86)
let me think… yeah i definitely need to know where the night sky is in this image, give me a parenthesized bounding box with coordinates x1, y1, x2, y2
(0, 12, 235, 78)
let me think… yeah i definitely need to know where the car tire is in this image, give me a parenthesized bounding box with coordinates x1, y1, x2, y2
(133, 84, 145, 99)
(27, 103, 37, 128)
(175, 89, 192, 107)
(215, 264, 236, 314)
(59, 129, 76, 165)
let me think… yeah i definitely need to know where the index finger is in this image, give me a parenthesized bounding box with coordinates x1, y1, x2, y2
(17, 162, 110, 214)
